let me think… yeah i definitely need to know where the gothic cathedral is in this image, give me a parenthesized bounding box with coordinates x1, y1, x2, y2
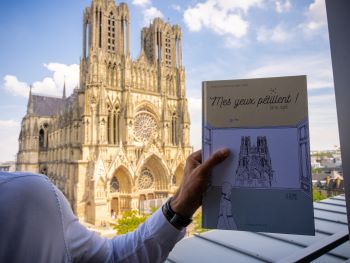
(16, 0, 192, 225)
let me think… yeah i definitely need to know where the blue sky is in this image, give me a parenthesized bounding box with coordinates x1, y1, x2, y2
(0, 0, 339, 161)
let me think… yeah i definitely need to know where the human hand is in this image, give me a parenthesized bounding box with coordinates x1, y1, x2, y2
(171, 148, 230, 217)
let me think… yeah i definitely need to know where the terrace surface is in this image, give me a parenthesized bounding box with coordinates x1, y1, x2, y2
(167, 195, 349, 263)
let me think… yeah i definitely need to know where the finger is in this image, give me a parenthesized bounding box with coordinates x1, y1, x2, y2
(190, 150, 202, 163)
(200, 148, 230, 174)
(186, 150, 202, 167)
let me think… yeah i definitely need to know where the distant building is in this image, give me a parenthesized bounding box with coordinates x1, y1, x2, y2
(311, 156, 322, 168)
(326, 170, 344, 190)
(313, 170, 344, 197)
(312, 172, 328, 182)
(16, 0, 191, 225)
(310, 150, 342, 169)
(0, 162, 16, 172)
(320, 157, 342, 169)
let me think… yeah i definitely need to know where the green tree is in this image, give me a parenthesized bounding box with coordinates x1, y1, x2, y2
(113, 207, 158, 235)
(313, 188, 327, 202)
(114, 210, 148, 235)
(193, 211, 209, 234)
(312, 167, 321, 174)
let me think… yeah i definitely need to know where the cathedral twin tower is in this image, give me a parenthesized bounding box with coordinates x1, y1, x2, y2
(16, 0, 191, 224)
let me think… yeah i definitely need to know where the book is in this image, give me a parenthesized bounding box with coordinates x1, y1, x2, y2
(202, 76, 315, 235)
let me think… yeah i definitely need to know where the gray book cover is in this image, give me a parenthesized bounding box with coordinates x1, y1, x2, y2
(202, 76, 315, 235)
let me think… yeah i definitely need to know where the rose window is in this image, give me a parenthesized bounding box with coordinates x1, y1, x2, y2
(134, 111, 158, 143)
(138, 168, 154, 189)
(110, 177, 119, 193)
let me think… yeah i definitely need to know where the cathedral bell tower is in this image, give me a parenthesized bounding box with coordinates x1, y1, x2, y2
(81, 0, 130, 87)
(82, 0, 130, 58)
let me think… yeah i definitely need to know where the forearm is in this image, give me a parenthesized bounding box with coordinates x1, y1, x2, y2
(57, 184, 184, 263)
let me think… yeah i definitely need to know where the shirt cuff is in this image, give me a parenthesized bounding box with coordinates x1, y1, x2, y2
(145, 208, 186, 250)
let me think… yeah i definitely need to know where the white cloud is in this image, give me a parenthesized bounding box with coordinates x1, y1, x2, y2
(308, 93, 340, 150)
(132, 0, 151, 7)
(188, 97, 202, 151)
(131, 0, 164, 26)
(310, 125, 339, 151)
(0, 119, 20, 162)
(215, 0, 264, 13)
(257, 24, 292, 43)
(184, 0, 251, 38)
(302, 0, 327, 35)
(243, 54, 333, 89)
(32, 77, 57, 96)
(42, 63, 79, 96)
(3, 75, 29, 97)
(309, 93, 334, 104)
(172, 4, 181, 12)
(0, 120, 20, 128)
(143, 7, 163, 26)
(275, 0, 292, 13)
(257, 0, 326, 44)
(2, 63, 79, 98)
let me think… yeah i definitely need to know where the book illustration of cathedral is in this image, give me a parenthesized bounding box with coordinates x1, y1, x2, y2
(235, 136, 275, 188)
(16, 0, 192, 225)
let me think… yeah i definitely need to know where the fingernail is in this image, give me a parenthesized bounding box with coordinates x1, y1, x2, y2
(220, 149, 230, 157)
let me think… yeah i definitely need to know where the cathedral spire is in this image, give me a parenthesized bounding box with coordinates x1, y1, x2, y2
(27, 85, 34, 115)
(29, 84, 32, 98)
(63, 78, 67, 99)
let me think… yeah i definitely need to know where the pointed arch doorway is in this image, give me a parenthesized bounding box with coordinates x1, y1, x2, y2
(109, 166, 132, 217)
(137, 155, 169, 213)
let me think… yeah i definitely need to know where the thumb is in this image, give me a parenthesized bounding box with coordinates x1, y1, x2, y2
(200, 148, 230, 174)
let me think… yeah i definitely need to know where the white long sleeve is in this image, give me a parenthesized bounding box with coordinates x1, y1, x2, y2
(0, 172, 185, 263)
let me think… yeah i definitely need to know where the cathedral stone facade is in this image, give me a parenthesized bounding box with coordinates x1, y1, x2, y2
(16, 0, 191, 225)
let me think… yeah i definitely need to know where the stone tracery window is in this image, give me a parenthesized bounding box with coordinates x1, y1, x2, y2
(107, 62, 112, 86)
(39, 123, 49, 150)
(165, 32, 171, 66)
(39, 129, 45, 148)
(113, 108, 120, 143)
(108, 12, 116, 52)
(138, 168, 154, 190)
(107, 104, 111, 143)
(133, 111, 158, 143)
(171, 113, 177, 145)
(107, 104, 120, 144)
(110, 176, 119, 192)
